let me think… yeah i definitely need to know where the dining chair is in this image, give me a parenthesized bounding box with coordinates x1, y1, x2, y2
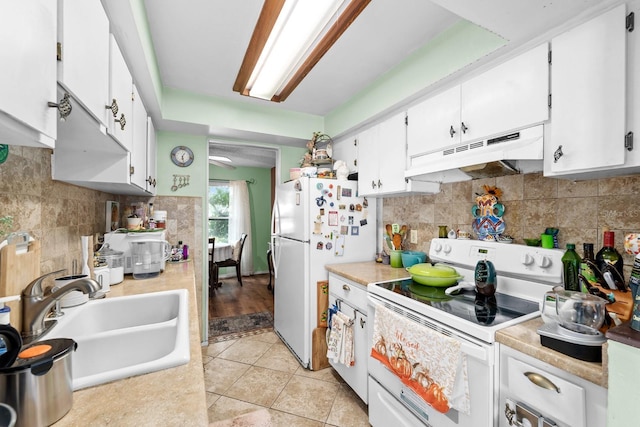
(213, 233, 247, 287)
(208, 237, 216, 291)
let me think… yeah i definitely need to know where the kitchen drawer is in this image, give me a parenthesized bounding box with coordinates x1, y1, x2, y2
(507, 356, 586, 427)
(329, 273, 367, 311)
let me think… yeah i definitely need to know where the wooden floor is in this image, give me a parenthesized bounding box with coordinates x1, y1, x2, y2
(208, 273, 274, 319)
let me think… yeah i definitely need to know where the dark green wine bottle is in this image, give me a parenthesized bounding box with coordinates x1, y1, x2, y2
(596, 231, 625, 290)
(562, 243, 582, 292)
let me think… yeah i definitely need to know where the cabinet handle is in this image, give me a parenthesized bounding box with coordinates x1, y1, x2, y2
(523, 371, 560, 393)
(377, 179, 382, 188)
(553, 145, 563, 163)
(449, 125, 456, 138)
(48, 93, 72, 121)
(461, 122, 468, 134)
(342, 284, 350, 291)
(115, 113, 126, 130)
(105, 99, 119, 117)
(371, 180, 376, 189)
(360, 317, 366, 328)
(146, 177, 157, 187)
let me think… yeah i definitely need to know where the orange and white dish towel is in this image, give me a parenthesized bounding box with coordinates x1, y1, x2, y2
(326, 311, 355, 366)
(370, 302, 470, 415)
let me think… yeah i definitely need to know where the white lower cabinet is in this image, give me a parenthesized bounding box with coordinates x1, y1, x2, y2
(328, 273, 369, 403)
(498, 344, 606, 427)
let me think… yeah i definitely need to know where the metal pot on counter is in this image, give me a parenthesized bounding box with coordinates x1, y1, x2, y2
(0, 325, 76, 427)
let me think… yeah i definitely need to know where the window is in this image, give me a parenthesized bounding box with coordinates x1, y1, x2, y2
(208, 182, 229, 242)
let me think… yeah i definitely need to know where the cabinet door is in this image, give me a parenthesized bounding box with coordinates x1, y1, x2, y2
(146, 118, 157, 194)
(331, 134, 358, 173)
(57, 0, 109, 127)
(131, 85, 147, 190)
(462, 43, 549, 143)
(377, 112, 407, 195)
(547, 5, 626, 174)
(356, 125, 380, 196)
(107, 35, 133, 151)
(407, 85, 461, 158)
(0, 0, 57, 147)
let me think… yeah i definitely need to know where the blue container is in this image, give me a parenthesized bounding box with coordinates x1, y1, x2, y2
(401, 251, 428, 268)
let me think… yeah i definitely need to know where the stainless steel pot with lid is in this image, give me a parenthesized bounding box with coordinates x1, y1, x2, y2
(0, 330, 76, 427)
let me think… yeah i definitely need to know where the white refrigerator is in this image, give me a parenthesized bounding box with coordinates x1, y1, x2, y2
(271, 177, 376, 369)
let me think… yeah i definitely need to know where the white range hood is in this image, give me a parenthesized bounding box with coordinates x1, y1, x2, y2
(405, 124, 544, 183)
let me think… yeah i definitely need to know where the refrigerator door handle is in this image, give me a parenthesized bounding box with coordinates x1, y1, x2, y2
(272, 236, 281, 279)
(271, 194, 280, 236)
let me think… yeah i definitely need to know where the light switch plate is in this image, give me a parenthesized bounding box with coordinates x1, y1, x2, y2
(410, 230, 418, 244)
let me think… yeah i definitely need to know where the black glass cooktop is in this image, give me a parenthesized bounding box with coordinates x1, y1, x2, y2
(373, 279, 539, 327)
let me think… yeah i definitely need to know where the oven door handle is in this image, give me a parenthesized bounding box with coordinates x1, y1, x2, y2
(367, 294, 490, 362)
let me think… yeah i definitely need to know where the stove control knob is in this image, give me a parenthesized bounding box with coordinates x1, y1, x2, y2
(433, 241, 442, 253)
(521, 253, 534, 265)
(535, 254, 551, 268)
(443, 244, 452, 254)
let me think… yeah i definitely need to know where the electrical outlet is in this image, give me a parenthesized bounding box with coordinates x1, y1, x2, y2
(410, 230, 418, 244)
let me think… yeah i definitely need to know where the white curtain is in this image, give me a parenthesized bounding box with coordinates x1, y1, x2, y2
(229, 180, 253, 275)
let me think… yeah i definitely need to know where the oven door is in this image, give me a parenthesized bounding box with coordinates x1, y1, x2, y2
(367, 294, 498, 427)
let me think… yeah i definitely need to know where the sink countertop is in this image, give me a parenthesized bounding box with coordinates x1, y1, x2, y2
(326, 261, 411, 286)
(53, 261, 208, 426)
(326, 261, 608, 389)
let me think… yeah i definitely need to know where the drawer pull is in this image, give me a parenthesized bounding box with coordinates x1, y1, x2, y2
(342, 284, 351, 291)
(524, 371, 560, 393)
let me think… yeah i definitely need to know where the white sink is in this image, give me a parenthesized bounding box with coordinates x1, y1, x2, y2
(46, 289, 190, 390)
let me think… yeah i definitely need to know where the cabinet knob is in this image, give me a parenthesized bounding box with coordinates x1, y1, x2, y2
(461, 122, 468, 134)
(553, 145, 563, 163)
(359, 317, 365, 328)
(377, 179, 382, 188)
(342, 284, 350, 291)
(48, 93, 72, 121)
(115, 113, 126, 130)
(371, 180, 376, 189)
(105, 99, 119, 117)
(449, 125, 456, 138)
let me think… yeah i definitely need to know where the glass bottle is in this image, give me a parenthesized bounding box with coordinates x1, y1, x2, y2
(562, 243, 582, 292)
(580, 243, 597, 284)
(596, 231, 625, 290)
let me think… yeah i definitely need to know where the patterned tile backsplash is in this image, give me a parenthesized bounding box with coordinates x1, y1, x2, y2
(0, 145, 203, 299)
(383, 173, 640, 277)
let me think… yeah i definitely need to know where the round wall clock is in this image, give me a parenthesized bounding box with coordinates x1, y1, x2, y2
(170, 146, 194, 167)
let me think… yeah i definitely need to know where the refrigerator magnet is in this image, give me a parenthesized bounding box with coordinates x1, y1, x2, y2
(328, 211, 338, 226)
(340, 226, 348, 235)
(351, 226, 359, 235)
(335, 235, 345, 256)
(336, 186, 341, 200)
(325, 242, 333, 251)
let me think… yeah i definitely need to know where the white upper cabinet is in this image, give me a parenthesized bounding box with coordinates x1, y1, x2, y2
(146, 118, 157, 195)
(545, 4, 628, 178)
(57, 0, 110, 128)
(358, 112, 438, 196)
(331, 134, 359, 174)
(407, 85, 461, 158)
(0, 0, 57, 148)
(461, 43, 549, 142)
(107, 34, 133, 151)
(407, 43, 549, 163)
(131, 85, 148, 190)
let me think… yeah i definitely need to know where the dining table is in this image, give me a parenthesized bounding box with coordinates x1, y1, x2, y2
(208, 240, 233, 288)
(209, 241, 233, 262)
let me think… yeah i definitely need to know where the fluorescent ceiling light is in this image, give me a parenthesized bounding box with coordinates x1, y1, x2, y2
(234, 0, 370, 102)
(208, 156, 232, 163)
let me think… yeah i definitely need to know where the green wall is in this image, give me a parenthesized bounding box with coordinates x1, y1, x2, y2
(209, 165, 273, 273)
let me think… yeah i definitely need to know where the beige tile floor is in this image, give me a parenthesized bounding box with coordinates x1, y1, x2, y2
(202, 331, 370, 427)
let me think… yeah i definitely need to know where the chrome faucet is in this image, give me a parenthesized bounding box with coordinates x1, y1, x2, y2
(21, 269, 101, 343)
